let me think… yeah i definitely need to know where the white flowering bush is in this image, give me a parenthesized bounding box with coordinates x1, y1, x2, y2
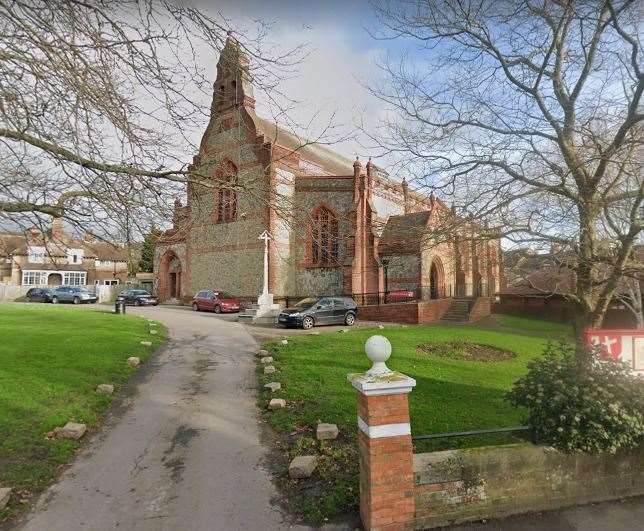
(507, 342, 644, 454)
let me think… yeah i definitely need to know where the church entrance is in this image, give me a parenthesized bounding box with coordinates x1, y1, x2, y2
(429, 258, 444, 299)
(158, 251, 183, 302)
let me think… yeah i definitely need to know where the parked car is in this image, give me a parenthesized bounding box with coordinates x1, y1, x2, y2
(192, 290, 241, 313)
(25, 287, 53, 303)
(51, 286, 98, 304)
(278, 296, 358, 329)
(386, 289, 416, 303)
(116, 289, 159, 306)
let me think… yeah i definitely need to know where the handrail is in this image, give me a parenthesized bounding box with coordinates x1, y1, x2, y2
(412, 425, 530, 441)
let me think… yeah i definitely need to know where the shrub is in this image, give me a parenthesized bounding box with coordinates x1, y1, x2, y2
(507, 342, 644, 454)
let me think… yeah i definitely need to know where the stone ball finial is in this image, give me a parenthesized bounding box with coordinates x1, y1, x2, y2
(365, 335, 393, 376)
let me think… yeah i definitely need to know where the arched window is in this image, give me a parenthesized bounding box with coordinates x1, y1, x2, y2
(311, 206, 338, 265)
(215, 161, 237, 223)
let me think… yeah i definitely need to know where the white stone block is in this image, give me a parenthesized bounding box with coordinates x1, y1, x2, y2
(264, 382, 281, 392)
(264, 366, 276, 374)
(96, 384, 114, 395)
(140, 341, 152, 347)
(260, 356, 274, 364)
(0, 487, 11, 510)
(268, 398, 286, 410)
(149, 330, 157, 335)
(378, 325, 385, 329)
(288, 455, 318, 478)
(127, 356, 140, 367)
(316, 423, 339, 440)
(55, 422, 87, 440)
(257, 349, 270, 357)
(281, 339, 288, 345)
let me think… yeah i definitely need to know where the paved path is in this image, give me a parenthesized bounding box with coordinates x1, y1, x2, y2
(15, 306, 313, 531)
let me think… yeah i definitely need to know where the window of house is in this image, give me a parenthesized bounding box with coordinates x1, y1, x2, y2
(27, 246, 45, 263)
(215, 161, 237, 223)
(22, 271, 47, 285)
(103, 279, 119, 285)
(63, 272, 86, 285)
(311, 206, 339, 266)
(67, 248, 84, 264)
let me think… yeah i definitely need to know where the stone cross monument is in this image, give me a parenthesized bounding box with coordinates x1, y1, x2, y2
(256, 230, 279, 316)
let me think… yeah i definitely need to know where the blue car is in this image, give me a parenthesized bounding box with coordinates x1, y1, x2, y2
(51, 286, 98, 305)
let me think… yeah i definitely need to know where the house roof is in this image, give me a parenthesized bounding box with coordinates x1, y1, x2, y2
(378, 211, 432, 255)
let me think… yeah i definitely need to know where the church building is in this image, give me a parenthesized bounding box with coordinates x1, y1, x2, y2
(154, 37, 502, 320)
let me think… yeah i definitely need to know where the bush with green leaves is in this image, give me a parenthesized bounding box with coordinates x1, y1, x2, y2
(507, 342, 644, 454)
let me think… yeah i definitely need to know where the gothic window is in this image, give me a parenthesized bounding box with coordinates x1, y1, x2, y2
(311, 206, 339, 266)
(215, 161, 237, 223)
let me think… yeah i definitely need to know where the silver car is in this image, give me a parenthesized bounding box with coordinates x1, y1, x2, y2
(51, 286, 98, 304)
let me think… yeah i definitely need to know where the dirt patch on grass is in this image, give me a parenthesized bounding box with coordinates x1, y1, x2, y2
(418, 340, 517, 362)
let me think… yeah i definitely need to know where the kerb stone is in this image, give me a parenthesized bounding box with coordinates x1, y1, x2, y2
(55, 422, 87, 440)
(127, 357, 140, 367)
(96, 384, 114, 395)
(288, 455, 318, 479)
(316, 423, 339, 441)
(259, 356, 273, 364)
(264, 382, 281, 392)
(268, 398, 286, 410)
(0, 488, 11, 510)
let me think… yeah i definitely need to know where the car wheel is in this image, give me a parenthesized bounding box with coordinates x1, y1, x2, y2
(213, 305, 221, 314)
(135, 299, 141, 306)
(52, 296, 59, 304)
(27, 296, 33, 303)
(302, 316, 314, 330)
(73, 296, 80, 305)
(344, 313, 356, 326)
(192, 303, 199, 312)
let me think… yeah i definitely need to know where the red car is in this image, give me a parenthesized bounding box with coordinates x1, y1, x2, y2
(386, 289, 416, 303)
(192, 290, 241, 313)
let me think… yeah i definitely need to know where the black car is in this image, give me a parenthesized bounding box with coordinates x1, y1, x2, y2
(116, 289, 159, 306)
(278, 296, 358, 330)
(26, 287, 53, 303)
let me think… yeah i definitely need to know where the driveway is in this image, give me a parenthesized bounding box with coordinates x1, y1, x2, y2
(14, 305, 320, 531)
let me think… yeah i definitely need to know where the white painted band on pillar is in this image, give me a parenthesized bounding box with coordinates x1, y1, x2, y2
(357, 416, 411, 439)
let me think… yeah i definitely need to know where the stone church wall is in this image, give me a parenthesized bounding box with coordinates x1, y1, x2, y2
(187, 108, 269, 296)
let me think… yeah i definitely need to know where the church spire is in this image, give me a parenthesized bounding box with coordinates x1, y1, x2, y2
(213, 34, 255, 112)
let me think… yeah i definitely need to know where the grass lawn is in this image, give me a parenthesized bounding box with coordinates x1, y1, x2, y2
(258, 315, 572, 524)
(0, 304, 166, 521)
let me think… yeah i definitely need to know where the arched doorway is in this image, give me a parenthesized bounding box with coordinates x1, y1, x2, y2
(158, 251, 183, 302)
(48, 273, 62, 286)
(429, 257, 445, 299)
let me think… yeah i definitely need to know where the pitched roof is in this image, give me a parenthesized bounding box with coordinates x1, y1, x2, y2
(379, 211, 432, 255)
(254, 116, 354, 175)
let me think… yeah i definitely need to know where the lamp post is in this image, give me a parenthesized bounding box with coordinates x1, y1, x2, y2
(381, 258, 389, 304)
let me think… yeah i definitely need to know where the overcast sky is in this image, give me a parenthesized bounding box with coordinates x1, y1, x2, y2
(194, 0, 404, 163)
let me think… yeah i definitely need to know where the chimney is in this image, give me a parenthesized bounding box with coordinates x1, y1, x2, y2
(51, 217, 64, 240)
(353, 157, 363, 198)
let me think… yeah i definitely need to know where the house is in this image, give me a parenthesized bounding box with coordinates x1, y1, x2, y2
(0, 219, 130, 287)
(153, 37, 502, 322)
(496, 247, 642, 328)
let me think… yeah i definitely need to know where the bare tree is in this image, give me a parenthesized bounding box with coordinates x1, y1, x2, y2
(615, 272, 644, 328)
(0, 0, 304, 239)
(369, 0, 643, 342)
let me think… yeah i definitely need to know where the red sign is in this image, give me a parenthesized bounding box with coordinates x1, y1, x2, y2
(585, 330, 623, 359)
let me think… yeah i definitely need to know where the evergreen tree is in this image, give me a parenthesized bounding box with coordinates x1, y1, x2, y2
(138, 227, 157, 273)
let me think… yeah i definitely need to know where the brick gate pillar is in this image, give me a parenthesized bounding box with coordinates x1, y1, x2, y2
(348, 335, 416, 531)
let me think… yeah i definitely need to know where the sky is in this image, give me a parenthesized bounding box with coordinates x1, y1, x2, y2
(193, 0, 406, 163)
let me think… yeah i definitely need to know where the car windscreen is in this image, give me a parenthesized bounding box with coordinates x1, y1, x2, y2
(215, 292, 234, 299)
(293, 298, 318, 308)
(74, 288, 89, 292)
(132, 290, 150, 295)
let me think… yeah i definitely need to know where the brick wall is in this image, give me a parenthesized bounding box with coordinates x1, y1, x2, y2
(357, 299, 452, 324)
(358, 302, 419, 324)
(467, 297, 492, 322)
(417, 299, 452, 323)
(413, 443, 644, 529)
